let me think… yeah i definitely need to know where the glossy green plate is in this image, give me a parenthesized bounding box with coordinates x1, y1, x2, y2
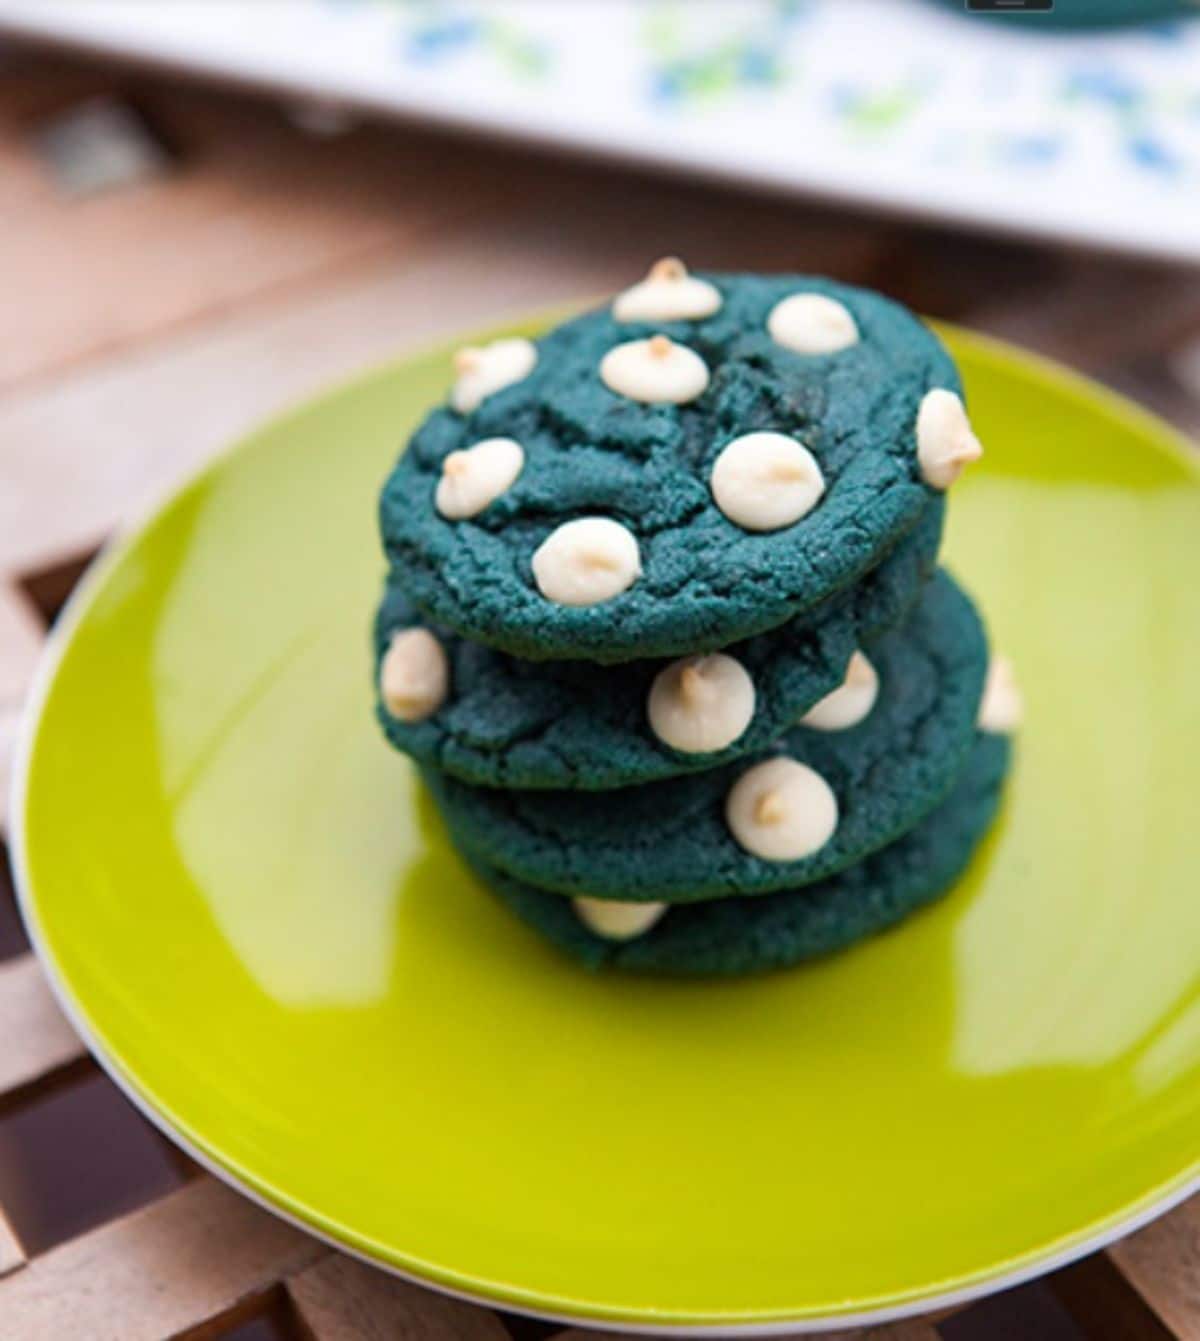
(13, 317, 1200, 1334)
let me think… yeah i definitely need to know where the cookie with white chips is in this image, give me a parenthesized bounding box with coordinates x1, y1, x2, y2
(374, 503, 943, 789)
(467, 732, 1011, 975)
(378, 268, 980, 663)
(421, 571, 990, 903)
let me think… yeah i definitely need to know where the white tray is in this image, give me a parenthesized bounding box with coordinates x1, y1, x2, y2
(4, 0, 1199, 263)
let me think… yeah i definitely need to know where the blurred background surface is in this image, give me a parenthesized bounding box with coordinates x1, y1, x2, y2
(3, 0, 1200, 260)
(0, 4, 1198, 1339)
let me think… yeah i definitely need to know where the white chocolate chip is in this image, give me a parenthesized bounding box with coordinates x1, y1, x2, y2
(647, 653, 755, 755)
(612, 257, 722, 323)
(451, 338, 537, 414)
(725, 757, 838, 862)
(574, 897, 667, 941)
(916, 388, 983, 490)
(978, 655, 1022, 734)
(599, 334, 710, 404)
(532, 517, 641, 607)
(380, 627, 449, 722)
(435, 437, 525, 520)
(710, 431, 825, 533)
(800, 652, 879, 731)
(767, 293, 860, 354)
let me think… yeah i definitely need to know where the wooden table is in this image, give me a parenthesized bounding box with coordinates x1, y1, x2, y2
(1, 46, 1198, 1341)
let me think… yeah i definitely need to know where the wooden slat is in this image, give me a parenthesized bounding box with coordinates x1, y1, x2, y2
(0, 234, 609, 577)
(0, 1206, 25, 1279)
(0, 583, 43, 698)
(0, 61, 895, 580)
(0, 582, 44, 834)
(973, 263, 1200, 380)
(1105, 366, 1200, 443)
(0, 69, 444, 392)
(856, 1324, 943, 1341)
(1173, 333, 1200, 397)
(554, 1318, 941, 1341)
(0, 955, 83, 1101)
(286, 1254, 508, 1341)
(0, 179, 888, 582)
(0, 56, 889, 396)
(0, 57, 110, 218)
(1165, 334, 1200, 437)
(1, 697, 28, 835)
(0, 1176, 324, 1340)
(1105, 1199, 1200, 1340)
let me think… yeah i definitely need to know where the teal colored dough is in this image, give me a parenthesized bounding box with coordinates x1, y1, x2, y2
(422, 570, 989, 902)
(375, 501, 943, 790)
(379, 274, 960, 663)
(468, 732, 1011, 976)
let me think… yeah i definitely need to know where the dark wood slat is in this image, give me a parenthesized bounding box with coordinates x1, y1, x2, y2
(0, 956, 84, 1101)
(0, 1177, 324, 1341)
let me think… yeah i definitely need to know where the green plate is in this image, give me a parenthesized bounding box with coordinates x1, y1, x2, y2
(13, 317, 1200, 1334)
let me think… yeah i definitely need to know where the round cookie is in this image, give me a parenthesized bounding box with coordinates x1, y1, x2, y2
(468, 732, 1011, 975)
(375, 501, 943, 790)
(422, 570, 989, 902)
(379, 272, 971, 663)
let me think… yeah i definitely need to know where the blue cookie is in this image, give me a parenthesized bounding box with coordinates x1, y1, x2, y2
(467, 732, 1010, 975)
(379, 271, 975, 663)
(422, 570, 989, 902)
(375, 501, 943, 790)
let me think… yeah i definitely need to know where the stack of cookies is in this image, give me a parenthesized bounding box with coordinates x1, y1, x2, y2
(374, 264, 1019, 976)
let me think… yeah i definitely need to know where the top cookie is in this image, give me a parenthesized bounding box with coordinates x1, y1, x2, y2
(379, 266, 980, 663)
